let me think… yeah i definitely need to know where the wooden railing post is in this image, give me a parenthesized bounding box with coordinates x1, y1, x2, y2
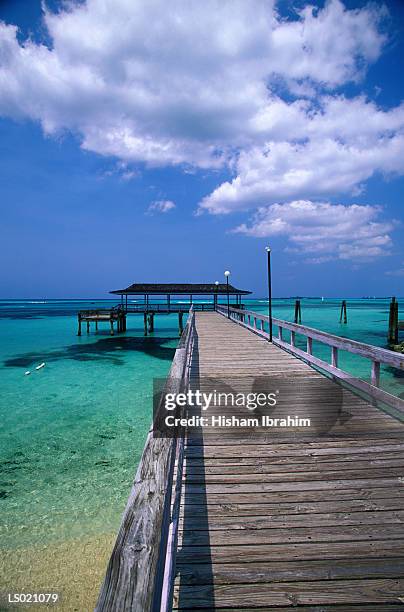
(331, 346, 338, 368)
(371, 361, 380, 387)
(278, 326, 283, 341)
(306, 336, 312, 355)
(290, 331, 295, 347)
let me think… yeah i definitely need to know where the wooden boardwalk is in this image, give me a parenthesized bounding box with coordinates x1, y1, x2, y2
(173, 312, 404, 610)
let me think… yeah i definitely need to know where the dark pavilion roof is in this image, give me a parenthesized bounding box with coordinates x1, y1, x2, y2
(110, 283, 251, 295)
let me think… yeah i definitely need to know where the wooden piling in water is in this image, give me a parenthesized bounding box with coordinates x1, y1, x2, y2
(388, 297, 399, 345)
(144, 313, 148, 336)
(339, 300, 347, 324)
(77, 314, 82, 336)
(294, 299, 301, 324)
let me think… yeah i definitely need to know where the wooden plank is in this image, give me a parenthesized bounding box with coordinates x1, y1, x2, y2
(180, 486, 404, 505)
(183, 450, 404, 466)
(185, 441, 404, 456)
(181, 476, 404, 494)
(177, 523, 404, 547)
(179, 510, 404, 531)
(183, 456, 404, 473)
(173, 578, 404, 608)
(179, 497, 404, 517)
(176, 539, 404, 564)
(175, 558, 404, 585)
(182, 467, 404, 484)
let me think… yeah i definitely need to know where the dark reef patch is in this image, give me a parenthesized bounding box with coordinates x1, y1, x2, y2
(4, 335, 176, 368)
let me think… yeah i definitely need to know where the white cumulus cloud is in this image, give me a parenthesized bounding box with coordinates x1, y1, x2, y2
(0, 0, 389, 171)
(147, 200, 176, 214)
(233, 200, 394, 262)
(0, 0, 401, 264)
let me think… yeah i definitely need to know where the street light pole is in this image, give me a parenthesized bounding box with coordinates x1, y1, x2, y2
(265, 247, 272, 342)
(224, 271, 230, 318)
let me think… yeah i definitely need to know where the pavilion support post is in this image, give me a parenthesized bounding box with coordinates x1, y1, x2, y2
(95, 320, 98, 334)
(86, 320, 90, 334)
(178, 312, 184, 336)
(144, 313, 148, 336)
(148, 314, 154, 333)
(123, 314, 127, 332)
(110, 319, 114, 336)
(77, 315, 82, 336)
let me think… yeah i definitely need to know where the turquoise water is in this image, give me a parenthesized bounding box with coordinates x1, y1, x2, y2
(0, 300, 179, 551)
(0, 298, 403, 553)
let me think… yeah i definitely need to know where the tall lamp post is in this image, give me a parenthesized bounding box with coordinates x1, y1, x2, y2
(224, 270, 230, 318)
(265, 247, 272, 342)
(214, 280, 219, 310)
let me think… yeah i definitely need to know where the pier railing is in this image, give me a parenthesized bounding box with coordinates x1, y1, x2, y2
(123, 302, 215, 313)
(217, 305, 404, 412)
(96, 308, 195, 612)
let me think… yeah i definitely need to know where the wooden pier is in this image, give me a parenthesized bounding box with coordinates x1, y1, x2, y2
(78, 282, 250, 336)
(96, 307, 404, 611)
(77, 308, 127, 336)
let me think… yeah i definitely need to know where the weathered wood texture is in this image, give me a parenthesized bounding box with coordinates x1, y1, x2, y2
(173, 312, 404, 610)
(95, 311, 195, 612)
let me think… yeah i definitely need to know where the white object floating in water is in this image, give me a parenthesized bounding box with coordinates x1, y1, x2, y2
(25, 371, 31, 376)
(35, 362, 46, 370)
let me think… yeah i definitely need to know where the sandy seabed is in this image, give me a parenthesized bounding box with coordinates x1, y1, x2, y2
(0, 533, 115, 611)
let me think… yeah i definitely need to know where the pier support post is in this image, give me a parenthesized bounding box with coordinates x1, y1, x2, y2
(144, 313, 148, 336)
(148, 314, 154, 333)
(110, 319, 114, 336)
(95, 320, 98, 334)
(77, 315, 82, 336)
(388, 297, 399, 345)
(178, 312, 184, 336)
(339, 300, 348, 324)
(86, 320, 90, 334)
(294, 300, 301, 324)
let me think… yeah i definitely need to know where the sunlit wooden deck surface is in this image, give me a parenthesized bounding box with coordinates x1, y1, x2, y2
(173, 312, 404, 610)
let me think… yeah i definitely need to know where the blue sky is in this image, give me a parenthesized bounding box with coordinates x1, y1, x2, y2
(0, 0, 404, 298)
